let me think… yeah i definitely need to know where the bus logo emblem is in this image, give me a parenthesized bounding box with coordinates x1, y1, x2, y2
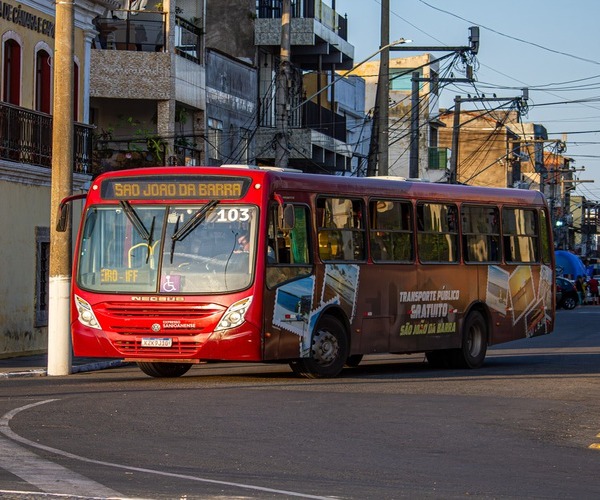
(151, 323, 161, 332)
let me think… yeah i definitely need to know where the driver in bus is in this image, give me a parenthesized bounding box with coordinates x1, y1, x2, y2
(235, 231, 250, 253)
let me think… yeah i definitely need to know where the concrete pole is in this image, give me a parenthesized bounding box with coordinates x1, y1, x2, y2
(275, 0, 292, 169)
(48, 0, 75, 375)
(409, 71, 420, 178)
(449, 95, 461, 184)
(377, 0, 390, 176)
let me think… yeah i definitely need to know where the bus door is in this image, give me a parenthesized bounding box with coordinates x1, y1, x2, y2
(264, 204, 313, 360)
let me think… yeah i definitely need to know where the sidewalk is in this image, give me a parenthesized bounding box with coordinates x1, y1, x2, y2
(0, 354, 127, 379)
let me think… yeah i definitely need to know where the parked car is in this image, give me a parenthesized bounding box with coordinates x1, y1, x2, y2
(556, 277, 578, 310)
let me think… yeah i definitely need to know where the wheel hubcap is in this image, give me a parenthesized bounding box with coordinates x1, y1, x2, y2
(312, 329, 338, 365)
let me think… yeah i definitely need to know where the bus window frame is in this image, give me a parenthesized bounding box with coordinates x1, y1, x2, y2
(416, 201, 460, 264)
(460, 203, 501, 264)
(501, 205, 540, 264)
(368, 198, 414, 263)
(316, 195, 366, 263)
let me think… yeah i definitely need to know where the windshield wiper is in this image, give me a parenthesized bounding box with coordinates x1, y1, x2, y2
(169, 200, 219, 264)
(169, 214, 181, 264)
(172, 200, 219, 242)
(120, 200, 150, 241)
(146, 216, 156, 264)
(119, 201, 156, 264)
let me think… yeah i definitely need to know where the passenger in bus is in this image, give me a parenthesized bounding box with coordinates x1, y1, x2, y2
(371, 232, 391, 261)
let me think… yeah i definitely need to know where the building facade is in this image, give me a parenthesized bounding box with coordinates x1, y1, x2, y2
(0, 0, 113, 356)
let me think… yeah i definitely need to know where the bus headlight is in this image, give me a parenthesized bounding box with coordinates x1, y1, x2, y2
(75, 295, 102, 330)
(215, 296, 253, 331)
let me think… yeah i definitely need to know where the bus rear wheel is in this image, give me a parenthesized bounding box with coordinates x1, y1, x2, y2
(452, 310, 488, 368)
(290, 316, 349, 379)
(137, 362, 192, 378)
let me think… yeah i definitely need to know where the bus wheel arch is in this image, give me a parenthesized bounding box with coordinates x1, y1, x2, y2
(290, 310, 350, 379)
(137, 361, 193, 378)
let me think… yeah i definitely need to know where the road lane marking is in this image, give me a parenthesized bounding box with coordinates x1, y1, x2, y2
(2, 400, 334, 499)
(0, 400, 123, 498)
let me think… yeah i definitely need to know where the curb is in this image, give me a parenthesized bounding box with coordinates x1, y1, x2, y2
(0, 360, 128, 379)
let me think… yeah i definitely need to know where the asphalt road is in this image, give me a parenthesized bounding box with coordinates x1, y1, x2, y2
(1, 307, 600, 499)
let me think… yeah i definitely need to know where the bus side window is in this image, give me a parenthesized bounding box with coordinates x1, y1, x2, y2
(267, 205, 310, 265)
(416, 202, 459, 263)
(369, 199, 413, 262)
(502, 207, 539, 263)
(316, 197, 365, 261)
(461, 205, 500, 263)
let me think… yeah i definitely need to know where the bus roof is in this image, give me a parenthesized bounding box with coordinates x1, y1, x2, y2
(91, 166, 548, 206)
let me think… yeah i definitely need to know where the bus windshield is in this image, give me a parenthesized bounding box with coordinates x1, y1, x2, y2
(77, 203, 257, 294)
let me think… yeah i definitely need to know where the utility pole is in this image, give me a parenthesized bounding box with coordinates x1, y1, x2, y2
(48, 0, 75, 375)
(377, 0, 390, 176)
(367, 0, 390, 176)
(449, 95, 461, 184)
(275, 0, 292, 169)
(409, 71, 420, 178)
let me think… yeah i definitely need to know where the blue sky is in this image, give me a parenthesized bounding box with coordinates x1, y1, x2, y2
(336, 0, 600, 198)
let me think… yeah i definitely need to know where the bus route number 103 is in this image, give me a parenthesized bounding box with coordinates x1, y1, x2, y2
(214, 208, 251, 222)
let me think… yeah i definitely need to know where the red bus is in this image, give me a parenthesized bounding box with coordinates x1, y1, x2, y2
(58, 165, 555, 378)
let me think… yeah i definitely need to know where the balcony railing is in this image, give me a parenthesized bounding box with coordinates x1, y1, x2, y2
(93, 10, 166, 52)
(174, 16, 203, 64)
(256, 0, 347, 40)
(0, 102, 93, 173)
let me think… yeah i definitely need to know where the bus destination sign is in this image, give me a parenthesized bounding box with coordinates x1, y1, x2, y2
(100, 176, 250, 200)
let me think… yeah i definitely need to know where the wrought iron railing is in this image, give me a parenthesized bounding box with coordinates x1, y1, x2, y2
(0, 102, 93, 173)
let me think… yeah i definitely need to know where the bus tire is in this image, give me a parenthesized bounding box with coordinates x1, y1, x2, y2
(289, 316, 349, 379)
(452, 310, 488, 369)
(137, 362, 192, 378)
(345, 354, 363, 367)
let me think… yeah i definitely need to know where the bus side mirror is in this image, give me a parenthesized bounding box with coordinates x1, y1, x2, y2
(56, 193, 88, 232)
(278, 204, 295, 230)
(56, 202, 71, 232)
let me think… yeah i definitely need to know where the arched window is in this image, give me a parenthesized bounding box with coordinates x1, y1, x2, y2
(35, 49, 51, 113)
(3, 38, 21, 105)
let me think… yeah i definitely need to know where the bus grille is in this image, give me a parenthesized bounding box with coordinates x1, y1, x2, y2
(113, 338, 202, 356)
(100, 302, 224, 319)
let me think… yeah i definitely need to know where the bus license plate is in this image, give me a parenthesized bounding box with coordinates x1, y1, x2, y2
(141, 337, 172, 348)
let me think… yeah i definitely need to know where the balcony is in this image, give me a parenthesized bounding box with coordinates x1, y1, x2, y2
(0, 102, 93, 173)
(255, 0, 353, 70)
(93, 11, 203, 63)
(93, 10, 166, 53)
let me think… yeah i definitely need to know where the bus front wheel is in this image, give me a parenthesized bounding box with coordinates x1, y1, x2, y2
(290, 316, 349, 379)
(137, 362, 193, 378)
(453, 310, 488, 368)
